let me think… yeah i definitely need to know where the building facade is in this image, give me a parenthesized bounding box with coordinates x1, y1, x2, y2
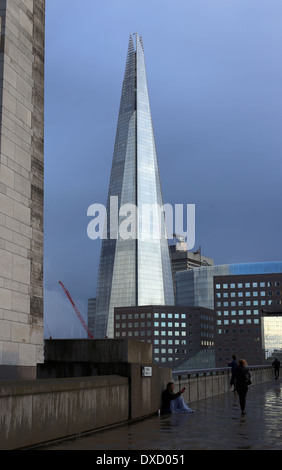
(94, 34, 174, 338)
(87, 297, 96, 338)
(169, 240, 213, 293)
(176, 262, 282, 366)
(114, 305, 215, 368)
(0, 0, 45, 379)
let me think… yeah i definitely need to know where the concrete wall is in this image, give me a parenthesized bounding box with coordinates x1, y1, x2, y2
(37, 339, 172, 420)
(0, 363, 273, 449)
(1, 340, 273, 449)
(0, 0, 45, 379)
(173, 365, 273, 405)
(0, 340, 171, 449)
(0, 375, 129, 450)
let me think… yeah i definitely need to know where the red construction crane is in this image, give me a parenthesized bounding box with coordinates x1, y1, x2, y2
(58, 281, 93, 339)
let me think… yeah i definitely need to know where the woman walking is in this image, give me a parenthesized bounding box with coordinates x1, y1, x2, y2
(234, 359, 251, 415)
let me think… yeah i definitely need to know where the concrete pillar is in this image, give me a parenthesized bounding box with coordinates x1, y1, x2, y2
(0, 0, 45, 379)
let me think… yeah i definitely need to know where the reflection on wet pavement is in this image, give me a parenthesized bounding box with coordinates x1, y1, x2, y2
(38, 380, 282, 450)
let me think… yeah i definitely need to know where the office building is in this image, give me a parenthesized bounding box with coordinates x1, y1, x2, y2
(169, 240, 213, 292)
(176, 262, 282, 366)
(114, 305, 215, 368)
(0, 1, 45, 379)
(94, 34, 174, 338)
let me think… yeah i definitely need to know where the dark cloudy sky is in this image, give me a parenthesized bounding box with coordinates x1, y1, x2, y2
(43, 0, 282, 338)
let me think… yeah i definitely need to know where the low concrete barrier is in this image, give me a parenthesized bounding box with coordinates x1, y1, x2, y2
(0, 375, 129, 450)
(0, 340, 171, 450)
(172, 365, 273, 404)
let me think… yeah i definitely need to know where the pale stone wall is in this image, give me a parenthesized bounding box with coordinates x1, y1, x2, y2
(0, 0, 45, 377)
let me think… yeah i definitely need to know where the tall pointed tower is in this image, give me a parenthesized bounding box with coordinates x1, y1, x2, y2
(94, 34, 174, 338)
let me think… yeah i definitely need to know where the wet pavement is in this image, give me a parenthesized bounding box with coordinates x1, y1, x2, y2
(37, 380, 282, 450)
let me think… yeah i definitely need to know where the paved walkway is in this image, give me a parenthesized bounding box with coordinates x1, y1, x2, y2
(38, 380, 282, 450)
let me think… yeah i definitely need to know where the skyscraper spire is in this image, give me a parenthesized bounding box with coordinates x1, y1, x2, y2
(94, 35, 174, 338)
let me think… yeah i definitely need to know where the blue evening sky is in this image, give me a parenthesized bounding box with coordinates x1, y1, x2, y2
(43, 0, 282, 337)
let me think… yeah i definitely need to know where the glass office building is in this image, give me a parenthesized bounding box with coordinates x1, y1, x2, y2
(94, 34, 174, 338)
(176, 262, 282, 365)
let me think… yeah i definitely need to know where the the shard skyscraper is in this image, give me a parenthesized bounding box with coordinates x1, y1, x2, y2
(94, 34, 174, 338)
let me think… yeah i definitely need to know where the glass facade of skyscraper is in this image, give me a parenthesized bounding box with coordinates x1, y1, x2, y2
(94, 35, 174, 338)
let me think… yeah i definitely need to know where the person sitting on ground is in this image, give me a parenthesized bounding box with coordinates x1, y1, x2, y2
(161, 382, 194, 413)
